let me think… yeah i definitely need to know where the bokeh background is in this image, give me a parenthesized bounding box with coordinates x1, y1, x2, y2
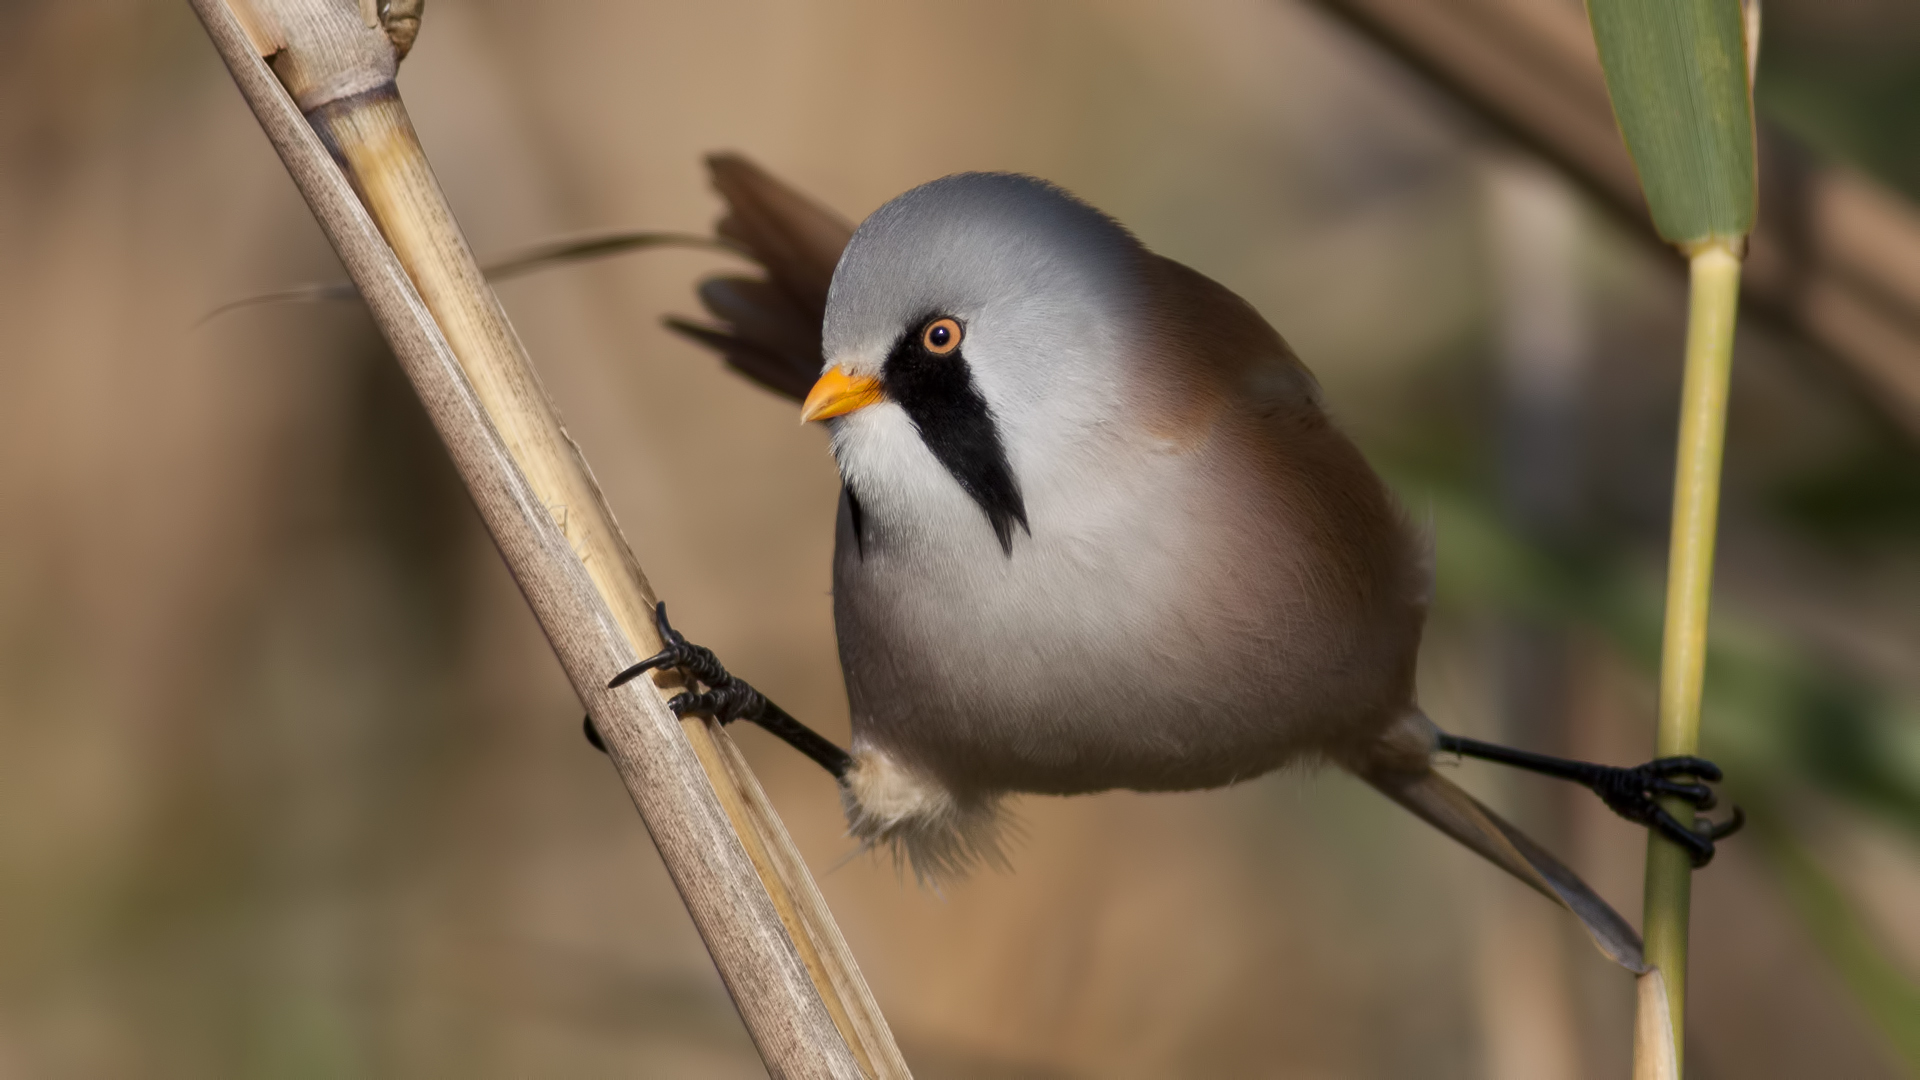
(2, 0, 1917, 1076)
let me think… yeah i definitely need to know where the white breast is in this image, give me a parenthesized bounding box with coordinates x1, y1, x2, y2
(829, 398, 1371, 801)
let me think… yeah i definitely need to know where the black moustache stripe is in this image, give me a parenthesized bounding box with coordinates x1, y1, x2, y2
(881, 326, 1029, 556)
(843, 484, 867, 559)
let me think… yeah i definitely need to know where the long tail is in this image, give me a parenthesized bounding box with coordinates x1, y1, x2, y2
(1360, 762, 1648, 972)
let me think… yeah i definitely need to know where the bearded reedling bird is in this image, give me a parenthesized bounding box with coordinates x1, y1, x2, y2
(592, 154, 1740, 971)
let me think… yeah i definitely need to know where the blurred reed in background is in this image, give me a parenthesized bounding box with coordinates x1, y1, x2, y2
(0, 0, 1914, 1076)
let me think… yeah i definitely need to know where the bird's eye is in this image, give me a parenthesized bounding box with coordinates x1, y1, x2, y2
(921, 317, 962, 355)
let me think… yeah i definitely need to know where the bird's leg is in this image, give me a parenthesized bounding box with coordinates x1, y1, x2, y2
(585, 602, 854, 782)
(1434, 733, 1744, 867)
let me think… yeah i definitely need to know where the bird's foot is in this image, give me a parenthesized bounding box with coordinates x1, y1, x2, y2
(584, 602, 765, 754)
(588, 603, 855, 781)
(607, 602, 770, 726)
(1434, 734, 1743, 867)
(1586, 757, 1745, 868)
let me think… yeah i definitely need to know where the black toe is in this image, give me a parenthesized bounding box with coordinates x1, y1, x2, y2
(1644, 755, 1723, 782)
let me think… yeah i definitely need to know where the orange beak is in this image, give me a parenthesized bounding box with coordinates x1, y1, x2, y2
(800, 366, 886, 422)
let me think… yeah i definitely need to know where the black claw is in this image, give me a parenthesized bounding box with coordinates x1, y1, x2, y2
(608, 653, 668, 688)
(595, 600, 856, 781)
(583, 714, 606, 753)
(1662, 806, 1745, 869)
(608, 603, 740, 699)
(668, 688, 749, 722)
(1644, 755, 1723, 782)
(1648, 804, 1717, 865)
(1590, 758, 1732, 866)
(1433, 734, 1737, 868)
(669, 683, 769, 726)
(1645, 776, 1717, 810)
(1589, 758, 1724, 815)
(605, 602, 767, 727)
(1638, 785, 1744, 869)
(609, 603, 690, 688)
(1705, 806, 1746, 842)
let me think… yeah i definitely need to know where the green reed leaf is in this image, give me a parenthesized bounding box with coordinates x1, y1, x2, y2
(1586, 0, 1757, 245)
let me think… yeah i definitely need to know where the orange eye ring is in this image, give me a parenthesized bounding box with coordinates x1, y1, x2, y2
(921, 317, 962, 355)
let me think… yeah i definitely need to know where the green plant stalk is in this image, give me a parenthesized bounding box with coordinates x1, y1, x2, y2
(1642, 241, 1742, 1069)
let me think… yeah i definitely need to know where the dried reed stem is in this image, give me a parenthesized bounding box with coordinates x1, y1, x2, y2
(188, 0, 907, 1075)
(1634, 967, 1680, 1080)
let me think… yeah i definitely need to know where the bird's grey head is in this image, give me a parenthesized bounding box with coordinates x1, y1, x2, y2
(807, 173, 1146, 556)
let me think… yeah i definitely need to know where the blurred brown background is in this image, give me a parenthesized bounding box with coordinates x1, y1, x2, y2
(2, 1, 1917, 1076)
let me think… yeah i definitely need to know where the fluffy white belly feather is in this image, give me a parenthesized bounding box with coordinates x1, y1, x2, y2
(828, 402, 1373, 803)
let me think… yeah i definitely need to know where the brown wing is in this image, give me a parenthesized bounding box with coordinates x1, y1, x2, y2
(667, 153, 854, 401)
